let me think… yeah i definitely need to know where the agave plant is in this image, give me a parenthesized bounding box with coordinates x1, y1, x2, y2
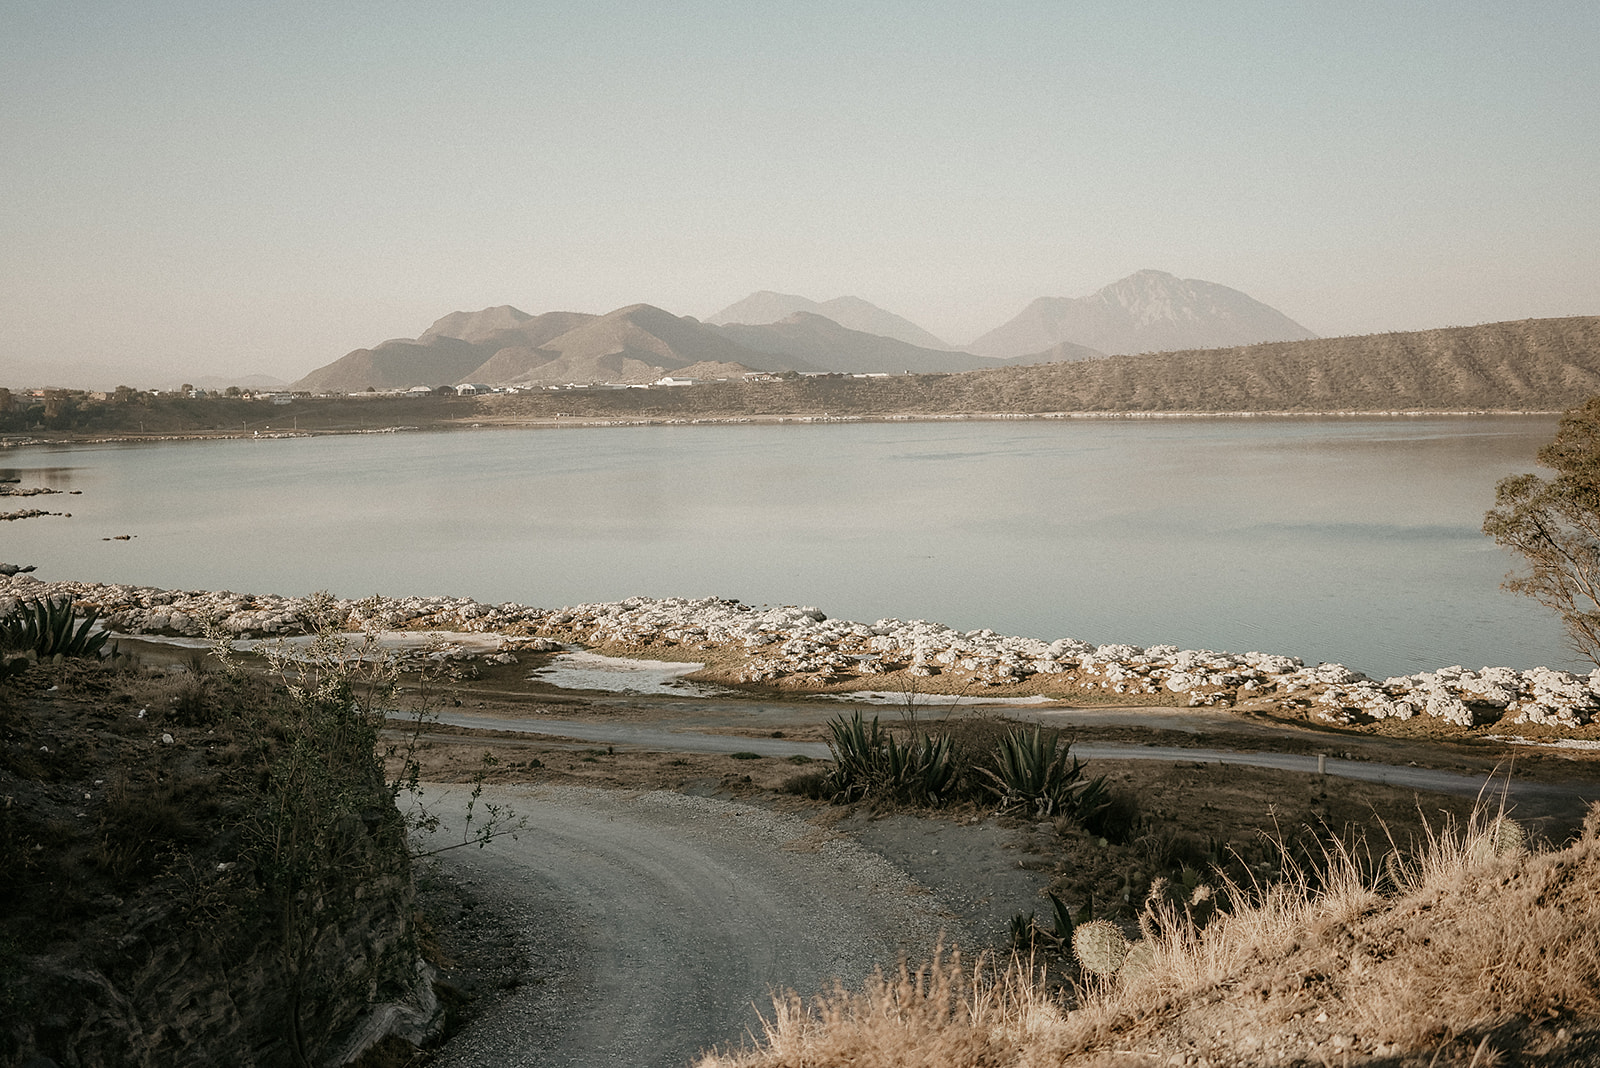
(1047, 891, 1075, 946)
(980, 727, 1108, 820)
(1008, 911, 1037, 951)
(824, 711, 887, 803)
(823, 711, 958, 806)
(0, 595, 116, 660)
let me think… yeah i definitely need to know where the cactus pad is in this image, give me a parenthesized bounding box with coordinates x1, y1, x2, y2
(1072, 919, 1130, 976)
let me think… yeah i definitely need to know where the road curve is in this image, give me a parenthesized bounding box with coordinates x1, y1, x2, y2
(419, 784, 958, 1068)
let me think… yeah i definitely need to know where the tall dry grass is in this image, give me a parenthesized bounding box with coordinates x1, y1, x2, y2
(698, 802, 1600, 1067)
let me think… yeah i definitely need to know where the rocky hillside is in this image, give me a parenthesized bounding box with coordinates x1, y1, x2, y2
(294, 303, 1047, 392)
(971, 269, 1317, 358)
(473, 316, 1597, 416)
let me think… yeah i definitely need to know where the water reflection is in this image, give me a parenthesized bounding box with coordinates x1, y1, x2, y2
(0, 417, 1574, 679)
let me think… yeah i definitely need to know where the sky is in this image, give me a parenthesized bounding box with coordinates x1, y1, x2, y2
(4, 1, 1597, 387)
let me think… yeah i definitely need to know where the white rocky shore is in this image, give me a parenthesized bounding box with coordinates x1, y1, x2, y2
(3, 573, 1597, 732)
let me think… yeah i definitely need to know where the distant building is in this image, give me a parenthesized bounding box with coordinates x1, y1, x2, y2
(652, 376, 700, 387)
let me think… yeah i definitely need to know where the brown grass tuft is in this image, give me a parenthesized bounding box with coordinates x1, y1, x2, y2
(699, 803, 1600, 1067)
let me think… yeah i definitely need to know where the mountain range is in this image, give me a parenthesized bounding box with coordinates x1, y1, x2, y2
(292, 305, 1065, 392)
(291, 270, 1312, 392)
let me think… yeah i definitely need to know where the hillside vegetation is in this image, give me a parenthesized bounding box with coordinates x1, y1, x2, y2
(700, 805, 1600, 1067)
(0, 606, 435, 1066)
(476, 316, 1600, 418)
(10, 317, 1599, 440)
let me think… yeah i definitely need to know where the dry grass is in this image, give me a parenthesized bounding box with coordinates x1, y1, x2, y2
(698, 802, 1600, 1067)
(699, 948, 1073, 1068)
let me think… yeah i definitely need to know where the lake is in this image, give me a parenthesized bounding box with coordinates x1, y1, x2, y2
(0, 415, 1578, 679)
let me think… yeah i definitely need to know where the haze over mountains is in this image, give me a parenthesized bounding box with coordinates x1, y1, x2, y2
(706, 292, 958, 350)
(969, 270, 1318, 358)
(291, 304, 1022, 393)
(290, 271, 1315, 392)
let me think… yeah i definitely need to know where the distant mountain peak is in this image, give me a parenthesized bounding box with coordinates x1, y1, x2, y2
(709, 292, 955, 351)
(420, 305, 534, 344)
(970, 270, 1315, 359)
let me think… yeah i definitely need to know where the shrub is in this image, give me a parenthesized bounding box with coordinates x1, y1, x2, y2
(780, 770, 830, 799)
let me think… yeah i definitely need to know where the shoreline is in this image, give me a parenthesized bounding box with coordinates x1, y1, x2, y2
(5, 574, 1599, 738)
(0, 407, 1563, 449)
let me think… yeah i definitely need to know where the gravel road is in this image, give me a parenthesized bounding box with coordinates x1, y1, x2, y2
(415, 712, 1595, 1066)
(419, 784, 965, 1068)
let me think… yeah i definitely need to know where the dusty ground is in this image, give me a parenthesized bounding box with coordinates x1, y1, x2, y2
(387, 665, 1600, 959)
(12, 638, 1599, 1066)
(393, 670, 1599, 1066)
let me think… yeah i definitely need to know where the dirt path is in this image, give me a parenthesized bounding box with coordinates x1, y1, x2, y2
(418, 784, 971, 1068)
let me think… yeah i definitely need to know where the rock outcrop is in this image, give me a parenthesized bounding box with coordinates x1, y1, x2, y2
(5, 574, 1596, 734)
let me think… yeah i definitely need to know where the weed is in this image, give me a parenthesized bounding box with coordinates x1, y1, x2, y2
(780, 770, 830, 800)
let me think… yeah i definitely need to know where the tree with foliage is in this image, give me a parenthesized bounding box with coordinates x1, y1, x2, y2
(1484, 396, 1600, 665)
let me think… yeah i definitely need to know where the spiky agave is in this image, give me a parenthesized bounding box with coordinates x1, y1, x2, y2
(980, 727, 1108, 820)
(822, 711, 957, 805)
(0, 595, 115, 660)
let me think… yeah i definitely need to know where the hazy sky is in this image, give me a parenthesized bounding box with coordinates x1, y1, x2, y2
(4, 1, 1597, 385)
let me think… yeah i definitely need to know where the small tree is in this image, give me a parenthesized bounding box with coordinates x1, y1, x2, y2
(1484, 396, 1600, 665)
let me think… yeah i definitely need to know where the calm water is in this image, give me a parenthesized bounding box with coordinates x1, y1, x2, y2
(0, 416, 1578, 679)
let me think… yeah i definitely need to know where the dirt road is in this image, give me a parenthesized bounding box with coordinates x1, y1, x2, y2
(413, 705, 1596, 1066)
(419, 784, 967, 1068)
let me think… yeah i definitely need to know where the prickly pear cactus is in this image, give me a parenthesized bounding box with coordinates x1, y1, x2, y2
(1121, 939, 1157, 980)
(1072, 919, 1130, 977)
(1470, 816, 1526, 863)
